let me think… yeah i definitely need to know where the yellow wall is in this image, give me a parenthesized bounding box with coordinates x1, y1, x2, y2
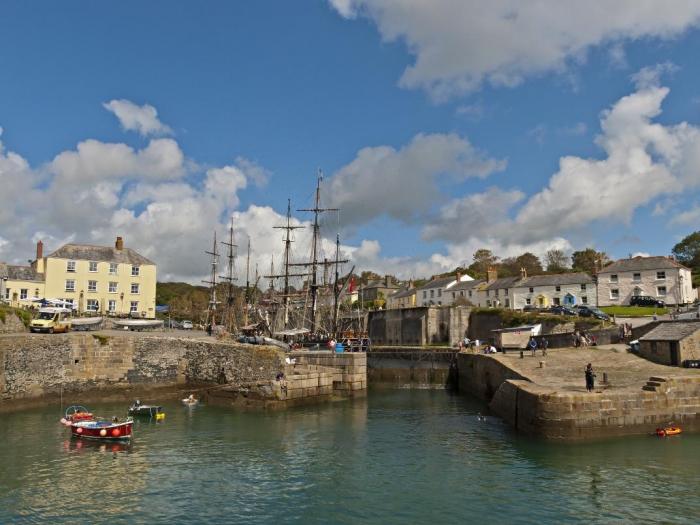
(4, 279, 45, 308)
(42, 257, 157, 317)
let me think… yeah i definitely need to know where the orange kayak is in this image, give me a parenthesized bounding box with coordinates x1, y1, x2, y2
(656, 426, 682, 437)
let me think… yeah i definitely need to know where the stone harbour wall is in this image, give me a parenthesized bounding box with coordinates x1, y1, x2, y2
(0, 311, 28, 334)
(290, 350, 367, 394)
(0, 333, 285, 409)
(368, 348, 458, 388)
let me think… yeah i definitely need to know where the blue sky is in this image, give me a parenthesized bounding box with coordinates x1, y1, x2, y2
(2, 1, 700, 281)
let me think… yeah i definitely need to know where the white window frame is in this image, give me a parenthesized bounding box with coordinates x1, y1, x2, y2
(580, 284, 587, 291)
(89, 261, 98, 273)
(555, 285, 561, 292)
(609, 274, 618, 283)
(525, 298, 531, 305)
(656, 271, 666, 280)
(582, 296, 588, 304)
(130, 301, 139, 314)
(108, 300, 116, 312)
(87, 280, 97, 293)
(131, 265, 140, 277)
(657, 286, 667, 297)
(131, 283, 140, 294)
(109, 282, 118, 293)
(66, 260, 76, 273)
(65, 279, 75, 292)
(610, 288, 620, 300)
(632, 273, 641, 282)
(20, 289, 28, 300)
(109, 263, 118, 275)
(86, 299, 99, 312)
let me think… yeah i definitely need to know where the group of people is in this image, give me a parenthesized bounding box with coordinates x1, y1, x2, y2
(572, 330, 596, 347)
(528, 337, 549, 356)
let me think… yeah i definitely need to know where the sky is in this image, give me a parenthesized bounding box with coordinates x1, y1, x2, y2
(2, 1, 700, 283)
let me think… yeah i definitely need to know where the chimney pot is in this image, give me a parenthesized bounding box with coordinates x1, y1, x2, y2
(36, 240, 43, 261)
(487, 266, 498, 284)
(115, 236, 124, 250)
(520, 267, 527, 279)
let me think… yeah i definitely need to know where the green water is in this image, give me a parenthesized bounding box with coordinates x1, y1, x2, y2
(1, 390, 698, 524)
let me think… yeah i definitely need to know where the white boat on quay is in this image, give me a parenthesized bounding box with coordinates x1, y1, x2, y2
(110, 319, 164, 331)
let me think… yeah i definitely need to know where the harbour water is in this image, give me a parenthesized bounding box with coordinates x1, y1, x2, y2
(1, 390, 698, 524)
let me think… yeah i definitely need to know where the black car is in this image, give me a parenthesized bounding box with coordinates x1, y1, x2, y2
(548, 305, 577, 316)
(630, 295, 665, 308)
(576, 305, 611, 321)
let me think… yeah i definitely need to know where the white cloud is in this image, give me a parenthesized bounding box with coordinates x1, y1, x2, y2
(327, 133, 506, 226)
(630, 62, 679, 90)
(670, 205, 700, 226)
(103, 99, 172, 136)
(329, 1, 700, 99)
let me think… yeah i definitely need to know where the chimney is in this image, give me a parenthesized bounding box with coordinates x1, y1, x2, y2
(456, 271, 462, 283)
(520, 267, 527, 279)
(487, 266, 498, 284)
(385, 275, 392, 287)
(36, 240, 43, 261)
(115, 236, 124, 250)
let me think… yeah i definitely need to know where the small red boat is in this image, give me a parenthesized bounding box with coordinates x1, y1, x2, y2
(60, 405, 133, 441)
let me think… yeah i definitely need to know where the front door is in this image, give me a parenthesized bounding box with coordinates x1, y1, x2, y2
(669, 342, 680, 366)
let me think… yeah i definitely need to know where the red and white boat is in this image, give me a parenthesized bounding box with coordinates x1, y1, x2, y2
(60, 405, 133, 441)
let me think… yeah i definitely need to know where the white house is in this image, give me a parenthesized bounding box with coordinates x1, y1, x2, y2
(417, 272, 473, 307)
(597, 256, 693, 307)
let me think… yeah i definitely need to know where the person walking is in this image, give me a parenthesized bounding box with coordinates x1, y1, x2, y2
(540, 337, 548, 357)
(585, 363, 596, 392)
(529, 337, 537, 356)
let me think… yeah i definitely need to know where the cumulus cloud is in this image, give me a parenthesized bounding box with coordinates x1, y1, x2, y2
(103, 99, 172, 136)
(326, 133, 506, 226)
(329, 1, 700, 99)
(670, 205, 700, 226)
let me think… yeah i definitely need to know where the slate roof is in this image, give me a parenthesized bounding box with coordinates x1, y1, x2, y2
(417, 274, 474, 290)
(639, 321, 700, 342)
(599, 256, 689, 273)
(450, 279, 485, 291)
(517, 272, 594, 288)
(6, 265, 44, 281)
(388, 287, 416, 300)
(484, 276, 521, 291)
(47, 243, 155, 266)
(362, 279, 400, 290)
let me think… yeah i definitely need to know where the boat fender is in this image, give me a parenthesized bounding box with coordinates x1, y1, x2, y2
(76, 427, 83, 434)
(100, 429, 107, 437)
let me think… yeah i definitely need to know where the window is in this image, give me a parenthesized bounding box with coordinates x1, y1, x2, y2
(582, 296, 588, 304)
(505, 298, 510, 308)
(108, 300, 116, 312)
(610, 289, 619, 300)
(656, 271, 666, 280)
(657, 286, 667, 296)
(437, 301, 442, 306)
(66, 260, 76, 273)
(495, 290, 499, 297)
(460, 291, 464, 297)
(86, 299, 99, 312)
(468, 290, 473, 297)
(529, 287, 534, 293)
(430, 290, 434, 298)
(452, 292, 456, 299)
(89, 261, 98, 272)
(555, 285, 561, 292)
(4, 289, 9, 300)
(65, 279, 75, 292)
(87, 280, 97, 292)
(633, 272, 641, 282)
(423, 291, 427, 299)
(526, 298, 531, 305)
(609, 274, 618, 283)
(109, 263, 118, 275)
(20, 289, 28, 300)
(131, 265, 140, 277)
(109, 282, 118, 293)
(130, 301, 139, 314)
(437, 289, 442, 297)
(581, 284, 587, 291)
(65, 298, 74, 307)
(131, 283, 140, 294)
(486, 290, 490, 297)
(553, 297, 560, 305)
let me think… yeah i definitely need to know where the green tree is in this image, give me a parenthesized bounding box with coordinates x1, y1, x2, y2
(468, 249, 499, 280)
(672, 231, 700, 286)
(571, 248, 609, 274)
(545, 249, 569, 273)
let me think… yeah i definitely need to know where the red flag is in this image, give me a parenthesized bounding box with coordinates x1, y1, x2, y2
(347, 277, 355, 293)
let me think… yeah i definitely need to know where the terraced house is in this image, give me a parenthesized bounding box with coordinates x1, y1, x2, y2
(0, 237, 157, 317)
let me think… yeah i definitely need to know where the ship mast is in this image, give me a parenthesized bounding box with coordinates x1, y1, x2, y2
(244, 238, 251, 327)
(220, 219, 237, 333)
(202, 231, 220, 329)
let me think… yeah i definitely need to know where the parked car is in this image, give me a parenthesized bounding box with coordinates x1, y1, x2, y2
(181, 320, 193, 330)
(576, 305, 611, 321)
(523, 305, 539, 312)
(165, 319, 181, 329)
(548, 305, 577, 316)
(630, 295, 665, 308)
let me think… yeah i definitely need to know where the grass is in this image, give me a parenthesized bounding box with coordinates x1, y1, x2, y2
(92, 334, 111, 346)
(0, 305, 32, 327)
(600, 306, 668, 317)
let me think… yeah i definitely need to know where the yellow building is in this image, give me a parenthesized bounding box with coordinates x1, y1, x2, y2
(1, 237, 157, 317)
(1, 262, 45, 308)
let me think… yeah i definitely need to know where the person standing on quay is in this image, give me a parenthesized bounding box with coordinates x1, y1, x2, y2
(585, 363, 596, 392)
